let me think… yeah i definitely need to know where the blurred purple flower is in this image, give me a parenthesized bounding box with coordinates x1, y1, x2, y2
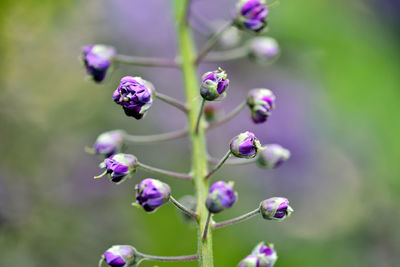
(248, 37, 280, 63)
(82, 44, 115, 82)
(104, 245, 138, 267)
(260, 197, 293, 221)
(100, 153, 137, 183)
(206, 181, 237, 213)
(235, 0, 268, 33)
(257, 144, 290, 169)
(247, 89, 276, 124)
(230, 131, 261, 158)
(135, 178, 171, 212)
(93, 130, 125, 157)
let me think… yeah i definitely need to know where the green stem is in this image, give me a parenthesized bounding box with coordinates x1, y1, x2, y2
(175, 0, 214, 265)
(207, 100, 247, 131)
(98, 256, 104, 267)
(114, 54, 179, 68)
(137, 252, 198, 262)
(208, 156, 257, 166)
(196, 22, 233, 64)
(205, 151, 231, 180)
(170, 195, 199, 220)
(124, 128, 188, 143)
(155, 91, 189, 113)
(195, 99, 206, 134)
(202, 211, 212, 240)
(213, 208, 260, 229)
(137, 161, 192, 180)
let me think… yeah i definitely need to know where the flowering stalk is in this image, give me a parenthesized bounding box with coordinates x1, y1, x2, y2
(136, 161, 192, 180)
(213, 208, 260, 229)
(174, 0, 214, 265)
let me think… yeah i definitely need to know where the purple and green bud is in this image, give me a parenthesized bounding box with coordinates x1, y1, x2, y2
(248, 37, 280, 63)
(206, 181, 237, 213)
(113, 76, 154, 119)
(93, 130, 125, 157)
(238, 242, 277, 267)
(260, 197, 293, 221)
(200, 68, 229, 101)
(135, 178, 171, 212)
(234, 0, 268, 33)
(230, 131, 262, 159)
(257, 144, 290, 169)
(82, 44, 115, 83)
(99, 153, 137, 183)
(103, 245, 139, 267)
(246, 89, 276, 124)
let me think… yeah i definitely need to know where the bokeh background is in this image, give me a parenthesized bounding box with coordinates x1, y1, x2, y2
(1, 0, 399, 266)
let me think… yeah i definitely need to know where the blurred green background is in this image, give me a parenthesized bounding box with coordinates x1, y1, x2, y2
(0, 0, 399, 266)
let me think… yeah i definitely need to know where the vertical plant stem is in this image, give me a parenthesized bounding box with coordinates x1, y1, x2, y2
(175, 1, 213, 265)
(195, 99, 206, 134)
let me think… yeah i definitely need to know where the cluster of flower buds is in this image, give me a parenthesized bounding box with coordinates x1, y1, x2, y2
(82, 44, 115, 82)
(103, 245, 139, 267)
(260, 197, 293, 221)
(84, 0, 293, 265)
(135, 178, 171, 212)
(230, 131, 262, 158)
(238, 242, 277, 267)
(247, 89, 276, 123)
(113, 76, 154, 119)
(97, 153, 137, 183)
(93, 130, 126, 157)
(200, 68, 229, 101)
(206, 181, 237, 213)
(234, 0, 269, 33)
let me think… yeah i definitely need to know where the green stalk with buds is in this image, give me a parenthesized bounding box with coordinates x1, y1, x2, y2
(83, 0, 294, 266)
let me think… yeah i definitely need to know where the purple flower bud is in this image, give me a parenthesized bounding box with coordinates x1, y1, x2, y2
(93, 130, 126, 157)
(103, 245, 139, 267)
(135, 178, 171, 212)
(246, 89, 276, 124)
(238, 242, 277, 267)
(113, 76, 154, 119)
(82, 45, 115, 82)
(253, 242, 278, 267)
(234, 0, 268, 33)
(206, 181, 237, 213)
(230, 131, 262, 159)
(200, 68, 229, 101)
(248, 37, 280, 63)
(260, 197, 293, 221)
(257, 144, 290, 169)
(100, 153, 137, 183)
